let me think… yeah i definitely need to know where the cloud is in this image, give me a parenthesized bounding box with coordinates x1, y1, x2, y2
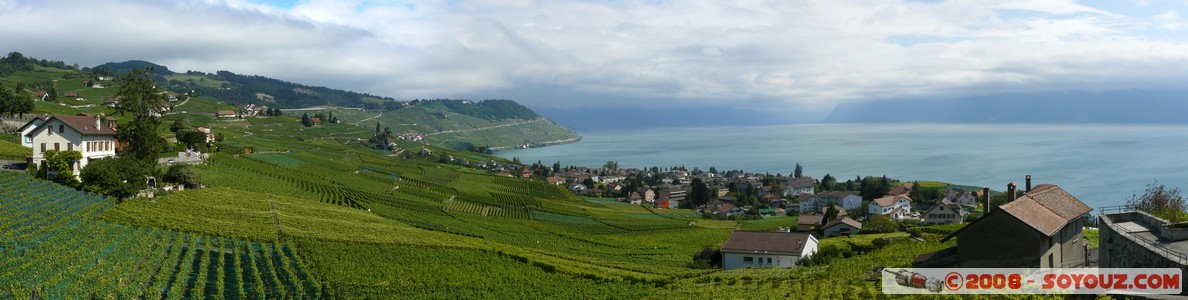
(1, 0, 1187, 113)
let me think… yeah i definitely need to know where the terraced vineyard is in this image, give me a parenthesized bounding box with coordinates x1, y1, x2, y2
(0, 172, 318, 299)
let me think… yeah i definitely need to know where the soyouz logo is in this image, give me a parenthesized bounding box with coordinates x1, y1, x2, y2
(882, 268, 1182, 294)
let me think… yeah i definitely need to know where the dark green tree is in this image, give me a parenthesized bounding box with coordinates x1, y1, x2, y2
(821, 174, 837, 191)
(81, 157, 147, 199)
(823, 205, 839, 224)
(688, 178, 711, 208)
(177, 130, 207, 149)
(169, 119, 187, 133)
(552, 161, 561, 174)
(115, 68, 168, 163)
(301, 113, 312, 127)
(794, 163, 803, 178)
(864, 215, 897, 233)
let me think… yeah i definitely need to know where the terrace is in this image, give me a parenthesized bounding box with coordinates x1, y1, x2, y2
(1098, 205, 1188, 267)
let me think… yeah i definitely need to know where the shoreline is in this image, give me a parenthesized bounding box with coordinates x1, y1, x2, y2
(488, 136, 582, 152)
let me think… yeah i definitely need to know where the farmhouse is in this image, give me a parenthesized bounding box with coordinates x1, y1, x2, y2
(913, 183, 1091, 268)
(23, 114, 118, 177)
(720, 231, 818, 270)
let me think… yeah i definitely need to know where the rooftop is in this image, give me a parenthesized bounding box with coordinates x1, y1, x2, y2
(720, 231, 814, 256)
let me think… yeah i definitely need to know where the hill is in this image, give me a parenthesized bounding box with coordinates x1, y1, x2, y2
(824, 90, 1188, 124)
(0, 52, 578, 151)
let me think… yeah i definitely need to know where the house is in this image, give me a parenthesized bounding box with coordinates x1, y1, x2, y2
(195, 126, 214, 143)
(17, 116, 46, 148)
(944, 189, 979, 207)
(888, 183, 913, 196)
(717, 203, 744, 217)
(640, 188, 655, 202)
(822, 217, 863, 237)
(816, 191, 862, 211)
(663, 187, 687, 203)
(33, 91, 48, 101)
(655, 199, 678, 209)
(868, 195, 912, 219)
(796, 215, 823, 231)
(913, 183, 1091, 268)
(784, 177, 816, 196)
(546, 176, 564, 185)
(922, 200, 967, 225)
(105, 97, 120, 108)
(63, 91, 81, 100)
(24, 114, 118, 178)
(216, 110, 238, 118)
(720, 231, 818, 270)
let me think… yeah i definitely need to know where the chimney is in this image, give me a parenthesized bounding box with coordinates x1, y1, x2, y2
(94, 114, 101, 130)
(1007, 182, 1017, 202)
(982, 187, 991, 213)
(1025, 175, 1032, 192)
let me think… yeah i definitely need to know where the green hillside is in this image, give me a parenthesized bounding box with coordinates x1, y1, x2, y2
(320, 100, 580, 150)
(0, 108, 962, 298)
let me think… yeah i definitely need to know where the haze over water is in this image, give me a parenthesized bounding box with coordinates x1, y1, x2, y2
(500, 124, 1188, 210)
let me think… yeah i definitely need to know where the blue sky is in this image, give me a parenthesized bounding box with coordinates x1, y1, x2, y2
(1, 0, 1186, 120)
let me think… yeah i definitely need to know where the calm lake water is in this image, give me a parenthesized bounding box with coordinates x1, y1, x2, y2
(499, 123, 1188, 210)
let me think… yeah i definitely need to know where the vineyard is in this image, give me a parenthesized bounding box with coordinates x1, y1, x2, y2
(0, 110, 1012, 299)
(0, 172, 319, 299)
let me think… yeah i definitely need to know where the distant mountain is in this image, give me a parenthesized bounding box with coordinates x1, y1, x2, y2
(536, 106, 793, 130)
(824, 90, 1188, 124)
(91, 60, 173, 75)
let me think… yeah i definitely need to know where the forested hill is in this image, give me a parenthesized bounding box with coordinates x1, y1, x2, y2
(824, 90, 1188, 124)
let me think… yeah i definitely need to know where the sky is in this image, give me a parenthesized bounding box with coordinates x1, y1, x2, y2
(2, 0, 1187, 121)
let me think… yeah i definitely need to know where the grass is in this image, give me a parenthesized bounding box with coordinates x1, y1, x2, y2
(0, 138, 27, 160)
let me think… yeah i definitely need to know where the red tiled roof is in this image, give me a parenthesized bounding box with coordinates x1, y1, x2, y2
(997, 184, 1091, 236)
(37, 115, 117, 136)
(721, 231, 814, 256)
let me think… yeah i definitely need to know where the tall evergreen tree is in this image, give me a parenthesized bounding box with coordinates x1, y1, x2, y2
(115, 68, 167, 164)
(794, 163, 803, 178)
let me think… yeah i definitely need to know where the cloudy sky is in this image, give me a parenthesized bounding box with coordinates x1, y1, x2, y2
(2, 0, 1187, 120)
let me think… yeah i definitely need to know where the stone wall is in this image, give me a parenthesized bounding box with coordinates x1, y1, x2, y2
(1099, 212, 1188, 295)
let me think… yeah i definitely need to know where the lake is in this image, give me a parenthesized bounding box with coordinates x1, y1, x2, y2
(498, 123, 1188, 210)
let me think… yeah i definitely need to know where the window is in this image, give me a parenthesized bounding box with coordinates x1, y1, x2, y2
(58, 125, 64, 133)
(743, 256, 753, 263)
(48, 126, 53, 135)
(40, 143, 45, 153)
(67, 143, 72, 151)
(54, 143, 59, 151)
(23, 136, 31, 144)
(766, 257, 772, 264)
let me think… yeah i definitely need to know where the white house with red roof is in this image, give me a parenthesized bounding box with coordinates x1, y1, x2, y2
(868, 194, 912, 219)
(23, 114, 118, 177)
(720, 231, 818, 270)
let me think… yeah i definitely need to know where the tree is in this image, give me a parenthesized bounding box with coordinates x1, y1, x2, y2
(81, 157, 147, 199)
(864, 215, 897, 233)
(375, 122, 381, 133)
(214, 133, 225, 143)
(1127, 182, 1186, 222)
(552, 161, 561, 174)
(794, 163, 803, 178)
(177, 130, 206, 149)
(169, 120, 187, 133)
(823, 205, 839, 224)
(40, 150, 82, 187)
(46, 86, 57, 101)
(688, 178, 711, 208)
(115, 68, 168, 164)
(301, 113, 312, 127)
(821, 174, 837, 191)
